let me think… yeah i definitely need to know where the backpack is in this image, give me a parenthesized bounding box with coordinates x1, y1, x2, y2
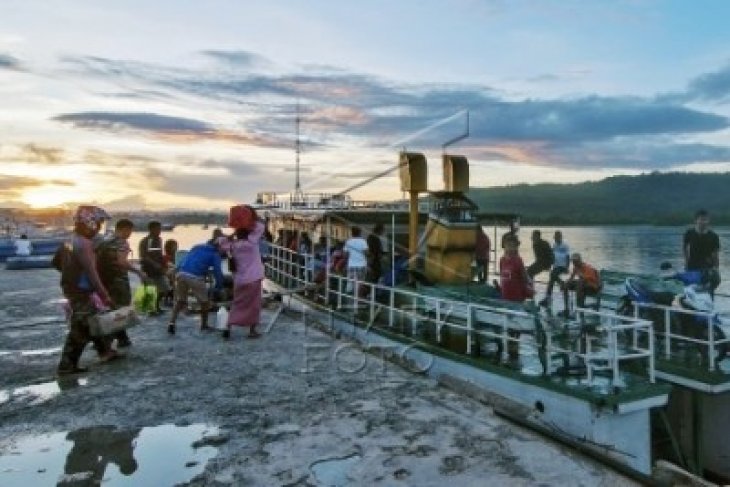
(51, 242, 71, 272)
(95, 239, 118, 284)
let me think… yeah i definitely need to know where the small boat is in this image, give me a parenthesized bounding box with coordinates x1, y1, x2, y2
(161, 223, 176, 231)
(5, 255, 54, 270)
(202, 223, 209, 230)
(0, 237, 66, 262)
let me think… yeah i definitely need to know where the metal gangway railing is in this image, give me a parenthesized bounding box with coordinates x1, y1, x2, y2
(630, 301, 730, 372)
(265, 243, 656, 387)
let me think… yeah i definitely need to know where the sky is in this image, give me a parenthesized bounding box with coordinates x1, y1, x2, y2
(1, 0, 730, 210)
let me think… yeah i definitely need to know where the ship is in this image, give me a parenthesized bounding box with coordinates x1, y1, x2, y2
(243, 107, 730, 481)
(255, 150, 680, 482)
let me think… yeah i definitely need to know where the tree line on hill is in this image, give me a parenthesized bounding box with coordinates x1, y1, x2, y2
(467, 171, 730, 225)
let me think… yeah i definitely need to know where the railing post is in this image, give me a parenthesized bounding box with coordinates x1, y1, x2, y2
(466, 305, 473, 355)
(648, 322, 656, 383)
(708, 315, 716, 372)
(337, 276, 343, 310)
(369, 283, 376, 326)
(388, 287, 394, 328)
(664, 308, 671, 360)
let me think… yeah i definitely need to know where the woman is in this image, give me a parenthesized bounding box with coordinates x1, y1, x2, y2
(221, 206, 265, 340)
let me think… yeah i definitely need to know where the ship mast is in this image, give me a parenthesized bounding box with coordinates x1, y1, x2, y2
(293, 102, 304, 204)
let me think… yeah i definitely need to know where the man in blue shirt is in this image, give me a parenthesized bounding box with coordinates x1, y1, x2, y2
(167, 239, 225, 334)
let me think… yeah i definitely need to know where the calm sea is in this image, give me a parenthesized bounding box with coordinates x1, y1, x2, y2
(129, 223, 730, 296)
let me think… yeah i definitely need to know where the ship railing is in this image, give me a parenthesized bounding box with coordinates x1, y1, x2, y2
(631, 301, 730, 372)
(264, 244, 656, 386)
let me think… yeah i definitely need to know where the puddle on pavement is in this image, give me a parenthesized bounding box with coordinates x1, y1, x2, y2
(0, 347, 62, 357)
(0, 424, 219, 487)
(310, 453, 361, 487)
(19, 347, 62, 357)
(0, 378, 88, 407)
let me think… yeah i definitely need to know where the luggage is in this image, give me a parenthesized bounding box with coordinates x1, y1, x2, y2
(88, 306, 140, 337)
(133, 284, 158, 313)
(228, 205, 256, 231)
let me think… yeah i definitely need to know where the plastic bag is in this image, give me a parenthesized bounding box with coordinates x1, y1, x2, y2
(89, 306, 140, 337)
(215, 307, 229, 330)
(132, 285, 158, 313)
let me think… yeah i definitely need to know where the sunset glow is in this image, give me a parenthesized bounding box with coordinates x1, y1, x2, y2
(1, 1, 730, 210)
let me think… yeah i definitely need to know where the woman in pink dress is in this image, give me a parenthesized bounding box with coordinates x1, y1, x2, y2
(221, 208, 265, 340)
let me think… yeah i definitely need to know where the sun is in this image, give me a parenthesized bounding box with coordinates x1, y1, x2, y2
(21, 185, 82, 208)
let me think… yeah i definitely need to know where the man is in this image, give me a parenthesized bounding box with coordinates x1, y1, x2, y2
(474, 226, 490, 283)
(57, 205, 119, 375)
(539, 230, 570, 307)
(527, 229, 553, 279)
(14, 234, 32, 256)
(96, 219, 146, 348)
(167, 238, 225, 334)
(561, 252, 601, 317)
(367, 223, 385, 283)
(139, 221, 168, 314)
(344, 226, 368, 296)
(684, 209, 721, 296)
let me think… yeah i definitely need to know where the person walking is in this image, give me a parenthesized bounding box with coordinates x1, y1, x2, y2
(96, 219, 146, 348)
(221, 206, 265, 340)
(539, 230, 570, 308)
(684, 209, 721, 297)
(138, 221, 168, 314)
(57, 205, 119, 375)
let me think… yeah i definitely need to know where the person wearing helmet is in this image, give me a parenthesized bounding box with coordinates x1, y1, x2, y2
(57, 205, 120, 375)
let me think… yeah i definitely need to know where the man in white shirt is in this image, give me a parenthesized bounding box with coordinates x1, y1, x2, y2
(538, 230, 570, 308)
(14, 234, 32, 256)
(344, 226, 368, 296)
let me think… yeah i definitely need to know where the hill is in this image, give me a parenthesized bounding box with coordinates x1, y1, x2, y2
(468, 172, 730, 225)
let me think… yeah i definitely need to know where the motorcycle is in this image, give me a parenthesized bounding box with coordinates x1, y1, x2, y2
(617, 263, 729, 364)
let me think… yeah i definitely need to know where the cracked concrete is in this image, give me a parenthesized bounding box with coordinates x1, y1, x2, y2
(0, 269, 636, 486)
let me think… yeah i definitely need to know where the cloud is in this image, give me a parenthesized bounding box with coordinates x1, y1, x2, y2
(201, 49, 272, 69)
(21, 143, 65, 164)
(57, 53, 730, 173)
(0, 175, 73, 197)
(54, 111, 210, 132)
(0, 53, 21, 70)
(53, 111, 285, 147)
(684, 62, 730, 103)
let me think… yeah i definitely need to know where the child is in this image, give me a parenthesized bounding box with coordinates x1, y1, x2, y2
(162, 239, 178, 306)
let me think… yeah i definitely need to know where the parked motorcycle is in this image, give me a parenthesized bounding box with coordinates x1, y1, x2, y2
(616, 263, 729, 364)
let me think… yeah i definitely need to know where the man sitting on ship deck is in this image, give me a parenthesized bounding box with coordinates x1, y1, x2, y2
(560, 252, 602, 317)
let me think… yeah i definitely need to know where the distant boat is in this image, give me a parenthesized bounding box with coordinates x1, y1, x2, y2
(202, 223, 209, 230)
(161, 223, 176, 231)
(5, 255, 54, 270)
(0, 237, 66, 262)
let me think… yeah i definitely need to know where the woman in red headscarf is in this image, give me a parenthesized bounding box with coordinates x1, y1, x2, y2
(219, 205, 265, 339)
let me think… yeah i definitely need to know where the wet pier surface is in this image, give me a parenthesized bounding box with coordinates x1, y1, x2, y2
(0, 269, 635, 486)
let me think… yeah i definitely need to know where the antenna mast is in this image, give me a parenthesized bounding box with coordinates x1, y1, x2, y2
(293, 102, 304, 203)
